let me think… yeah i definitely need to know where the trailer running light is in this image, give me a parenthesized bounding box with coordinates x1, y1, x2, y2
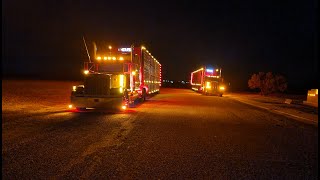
(112, 57, 116, 60)
(192, 68, 204, 74)
(68, 104, 73, 109)
(216, 69, 219, 72)
(97, 56, 102, 60)
(120, 88, 123, 93)
(72, 86, 76, 91)
(122, 105, 127, 110)
(108, 57, 112, 60)
(119, 57, 124, 60)
(104, 57, 107, 60)
(206, 69, 213, 73)
(84, 70, 89, 75)
(219, 86, 225, 90)
(132, 71, 136, 75)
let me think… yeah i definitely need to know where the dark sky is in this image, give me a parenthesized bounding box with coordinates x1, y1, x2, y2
(2, 0, 318, 91)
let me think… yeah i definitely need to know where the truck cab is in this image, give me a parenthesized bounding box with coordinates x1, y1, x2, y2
(191, 66, 225, 97)
(70, 43, 161, 111)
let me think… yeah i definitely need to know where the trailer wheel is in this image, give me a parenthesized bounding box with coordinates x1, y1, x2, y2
(219, 94, 223, 97)
(141, 88, 146, 102)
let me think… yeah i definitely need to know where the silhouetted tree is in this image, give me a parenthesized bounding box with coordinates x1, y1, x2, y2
(248, 72, 287, 95)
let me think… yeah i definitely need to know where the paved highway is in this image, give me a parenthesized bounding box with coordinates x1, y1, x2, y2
(2, 87, 318, 179)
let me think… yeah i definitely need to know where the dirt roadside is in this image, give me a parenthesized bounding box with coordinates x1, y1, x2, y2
(225, 93, 318, 126)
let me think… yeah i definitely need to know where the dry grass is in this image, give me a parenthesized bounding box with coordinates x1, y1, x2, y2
(2, 80, 81, 114)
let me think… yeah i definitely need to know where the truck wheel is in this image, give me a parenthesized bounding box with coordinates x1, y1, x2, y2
(128, 101, 135, 108)
(219, 94, 223, 97)
(141, 88, 146, 102)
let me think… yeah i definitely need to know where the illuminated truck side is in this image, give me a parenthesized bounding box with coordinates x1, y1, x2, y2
(190, 66, 225, 96)
(69, 43, 161, 111)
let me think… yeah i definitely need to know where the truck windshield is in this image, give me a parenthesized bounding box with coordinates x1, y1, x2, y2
(205, 76, 221, 82)
(98, 63, 123, 73)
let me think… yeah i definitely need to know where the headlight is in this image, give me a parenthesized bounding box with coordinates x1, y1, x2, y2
(206, 81, 211, 89)
(219, 86, 225, 90)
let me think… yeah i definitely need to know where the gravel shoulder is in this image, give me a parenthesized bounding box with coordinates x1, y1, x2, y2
(225, 92, 318, 125)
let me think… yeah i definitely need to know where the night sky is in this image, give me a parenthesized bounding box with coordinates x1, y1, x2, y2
(2, 0, 318, 91)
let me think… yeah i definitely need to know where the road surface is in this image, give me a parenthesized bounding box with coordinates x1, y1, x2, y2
(2, 82, 318, 179)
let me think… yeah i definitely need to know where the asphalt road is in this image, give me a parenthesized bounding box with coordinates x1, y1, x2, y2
(2, 87, 318, 179)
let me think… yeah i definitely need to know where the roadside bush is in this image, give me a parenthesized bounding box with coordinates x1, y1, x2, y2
(248, 72, 287, 95)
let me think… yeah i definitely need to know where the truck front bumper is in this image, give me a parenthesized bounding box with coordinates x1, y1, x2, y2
(70, 95, 124, 110)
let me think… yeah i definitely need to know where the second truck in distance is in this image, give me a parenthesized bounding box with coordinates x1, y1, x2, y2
(190, 66, 225, 96)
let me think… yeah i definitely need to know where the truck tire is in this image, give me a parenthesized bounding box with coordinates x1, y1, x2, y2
(219, 94, 223, 97)
(141, 88, 146, 102)
(128, 101, 135, 108)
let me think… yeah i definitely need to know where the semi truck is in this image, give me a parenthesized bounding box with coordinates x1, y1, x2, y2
(190, 66, 225, 96)
(69, 43, 161, 111)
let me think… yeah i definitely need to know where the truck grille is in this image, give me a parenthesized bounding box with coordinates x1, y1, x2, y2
(84, 74, 111, 95)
